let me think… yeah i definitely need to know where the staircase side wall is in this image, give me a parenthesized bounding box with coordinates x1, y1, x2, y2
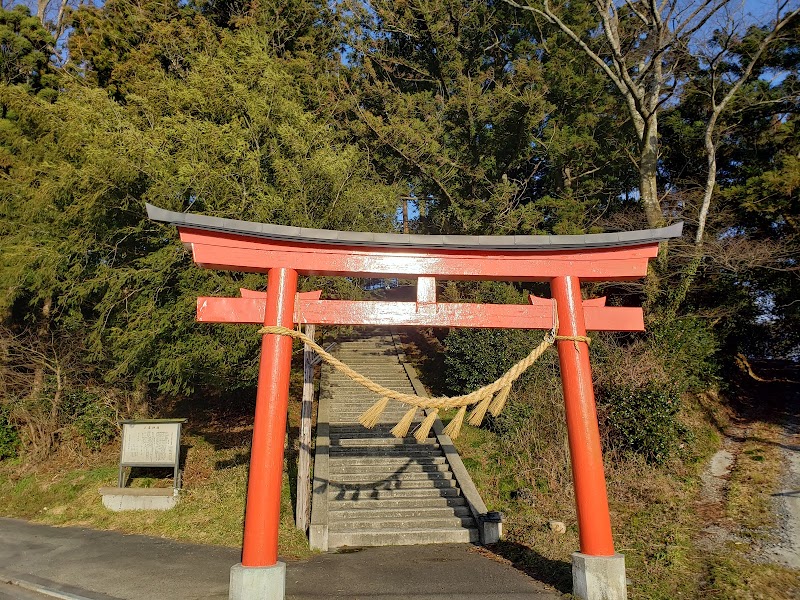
(308, 369, 331, 551)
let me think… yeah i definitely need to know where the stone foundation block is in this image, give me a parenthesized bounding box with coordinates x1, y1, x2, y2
(229, 562, 286, 600)
(572, 552, 627, 600)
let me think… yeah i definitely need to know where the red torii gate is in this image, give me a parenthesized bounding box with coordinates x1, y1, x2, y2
(147, 204, 682, 600)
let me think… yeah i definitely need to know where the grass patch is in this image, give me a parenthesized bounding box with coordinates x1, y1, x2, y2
(705, 546, 800, 599)
(0, 431, 313, 559)
(726, 421, 784, 533)
(447, 387, 723, 598)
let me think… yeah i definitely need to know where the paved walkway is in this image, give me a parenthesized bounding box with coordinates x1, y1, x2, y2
(0, 518, 562, 600)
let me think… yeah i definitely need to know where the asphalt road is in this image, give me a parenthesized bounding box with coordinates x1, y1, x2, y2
(0, 518, 563, 600)
(0, 582, 52, 600)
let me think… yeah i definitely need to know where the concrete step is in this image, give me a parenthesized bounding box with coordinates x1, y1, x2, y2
(331, 397, 412, 404)
(329, 385, 409, 390)
(329, 409, 414, 416)
(329, 486, 461, 500)
(328, 407, 414, 414)
(329, 426, 422, 433)
(328, 447, 441, 457)
(331, 413, 413, 419)
(328, 410, 415, 418)
(328, 417, 415, 422)
(328, 406, 416, 412)
(327, 379, 409, 384)
(326, 384, 409, 389)
(334, 335, 394, 348)
(325, 386, 410, 392)
(328, 431, 424, 439)
(328, 354, 402, 360)
(327, 527, 479, 548)
(337, 352, 397, 356)
(329, 403, 410, 408)
(329, 406, 412, 412)
(326, 367, 406, 373)
(329, 496, 467, 510)
(328, 423, 418, 428)
(330, 516, 475, 531)
(329, 476, 458, 490)
(329, 456, 447, 467)
(329, 471, 453, 483)
(332, 438, 438, 447)
(324, 386, 412, 393)
(329, 505, 472, 520)
(326, 359, 407, 366)
(329, 463, 451, 476)
(328, 422, 422, 428)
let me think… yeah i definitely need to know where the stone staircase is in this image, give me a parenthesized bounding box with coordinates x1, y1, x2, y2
(309, 329, 495, 551)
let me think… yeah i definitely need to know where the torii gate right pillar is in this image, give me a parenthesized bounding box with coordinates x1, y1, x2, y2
(552, 276, 626, 600)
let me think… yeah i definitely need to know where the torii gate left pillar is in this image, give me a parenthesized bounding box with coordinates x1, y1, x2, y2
(147, 204, 682, 600)
(229, 267, 296, 600)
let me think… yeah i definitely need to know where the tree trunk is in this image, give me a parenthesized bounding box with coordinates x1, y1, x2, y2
(36, 0, 50, 24)
(639, 115, 662, 228)
(668, 116, 718, 315)
(28, 296, 52, 401)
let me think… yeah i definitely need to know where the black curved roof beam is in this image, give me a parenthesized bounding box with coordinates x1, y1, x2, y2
(146, 204, 683, 252)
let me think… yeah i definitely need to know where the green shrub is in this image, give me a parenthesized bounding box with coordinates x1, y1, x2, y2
(486, 397, 537, 436)
(651, 317, 718, 393)
(60, 390, 117, 450)
(0, 406, 20, 460)
(444, 328, 541, 394)
(599, 382, 684, 464)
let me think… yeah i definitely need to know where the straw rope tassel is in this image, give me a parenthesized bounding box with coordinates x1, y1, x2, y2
(358, 396, 390, 429)
(390, 407, 418, 438)
(254, 301, 583, 439)
(414, 409, 439, 442)
(442, 406, 467, 439)
(489, 384, 512, 417)
(468, 394, 493, 426)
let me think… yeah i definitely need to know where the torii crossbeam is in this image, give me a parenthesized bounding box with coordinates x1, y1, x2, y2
(147, 204, 682, 600)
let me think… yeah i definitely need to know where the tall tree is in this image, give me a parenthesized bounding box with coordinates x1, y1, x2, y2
(505, 0, 799, 229)
(1, 10, 399, 404)
(659, 14, 799, 353)
(341, 0, 633, 236)
(0, 5, 56, 95)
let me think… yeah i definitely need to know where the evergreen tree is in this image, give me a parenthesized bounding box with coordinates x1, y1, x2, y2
(341, 0, 635, 236)
(1, 10, 399, 403)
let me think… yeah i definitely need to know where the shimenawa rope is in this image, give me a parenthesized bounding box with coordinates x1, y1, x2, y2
(258, 299, 589, 440)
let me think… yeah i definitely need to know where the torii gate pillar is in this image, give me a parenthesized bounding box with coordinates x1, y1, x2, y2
(147, 204, 682, 600)
(552, 276, 626, 598)
(231, 267, 297, 600)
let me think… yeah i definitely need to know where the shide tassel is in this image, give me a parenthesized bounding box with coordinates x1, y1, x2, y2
(390, 406, 418, 438)
(358, 396, 389, 429)
(489, 384, 511, 417)
(468, 394, 493, 427)
(442, 405, 467, 439)
(413, 409, 438, 442)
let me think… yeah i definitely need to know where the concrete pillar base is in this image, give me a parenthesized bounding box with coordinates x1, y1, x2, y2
(229, 562, 285, 600)
(572, 552, 627, 600)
